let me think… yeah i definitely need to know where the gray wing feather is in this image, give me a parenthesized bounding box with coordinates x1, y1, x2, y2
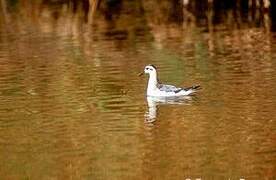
(158, 84, 183, 93)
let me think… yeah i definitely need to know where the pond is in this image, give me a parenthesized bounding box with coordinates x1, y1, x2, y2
(0, 1, 275, 179)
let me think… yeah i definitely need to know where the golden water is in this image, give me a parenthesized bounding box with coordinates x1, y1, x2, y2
(0, 1, 275, 179)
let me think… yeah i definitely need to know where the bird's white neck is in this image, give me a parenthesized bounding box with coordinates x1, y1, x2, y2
(147, 72, 158, 94)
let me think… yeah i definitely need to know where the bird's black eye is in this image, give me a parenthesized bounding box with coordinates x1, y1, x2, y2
(146, 68, 149, 70)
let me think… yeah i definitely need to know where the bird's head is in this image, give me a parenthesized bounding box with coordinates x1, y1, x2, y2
(144, 64, 157, 75)
(139, 64, 157, 77)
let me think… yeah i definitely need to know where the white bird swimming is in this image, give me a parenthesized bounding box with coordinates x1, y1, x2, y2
(140, 64, 200, 97)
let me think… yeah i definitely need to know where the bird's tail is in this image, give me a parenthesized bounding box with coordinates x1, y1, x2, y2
(184, 85, 201, 91)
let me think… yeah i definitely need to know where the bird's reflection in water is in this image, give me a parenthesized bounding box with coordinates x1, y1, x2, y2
(145, 96, 193, 123)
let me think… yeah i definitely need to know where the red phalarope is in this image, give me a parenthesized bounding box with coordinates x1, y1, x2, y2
(139, 64, 200, 97)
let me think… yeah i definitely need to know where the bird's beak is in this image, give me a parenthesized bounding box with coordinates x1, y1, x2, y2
(138, 72, 144, 76)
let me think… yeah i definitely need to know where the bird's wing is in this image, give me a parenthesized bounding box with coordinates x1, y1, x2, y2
(158, 84, 183, 93)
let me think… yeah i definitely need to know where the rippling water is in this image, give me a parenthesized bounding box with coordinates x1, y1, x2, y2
(0, 1, 276, 179)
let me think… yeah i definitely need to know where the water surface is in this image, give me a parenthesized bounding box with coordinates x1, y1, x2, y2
(0, 1, 275, 179)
